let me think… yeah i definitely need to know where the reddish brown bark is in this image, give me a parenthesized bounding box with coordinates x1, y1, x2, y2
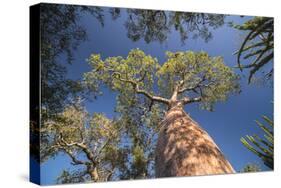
(155, 106, 235, 177)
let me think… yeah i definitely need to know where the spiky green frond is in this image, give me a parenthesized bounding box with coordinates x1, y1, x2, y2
(241, 116, 273, 169)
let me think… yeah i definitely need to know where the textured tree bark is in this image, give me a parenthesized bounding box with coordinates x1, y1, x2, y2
(155, 105, 235, 177)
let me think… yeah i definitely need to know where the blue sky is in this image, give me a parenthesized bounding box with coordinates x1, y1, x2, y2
(40, 7, 273, 184)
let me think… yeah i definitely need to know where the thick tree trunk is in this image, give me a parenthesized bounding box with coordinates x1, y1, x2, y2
(155, 105, 235, 177)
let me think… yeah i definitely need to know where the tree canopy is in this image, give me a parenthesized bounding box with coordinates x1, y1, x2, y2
(84, 49, 240, 111)
(41, 101, 128, 183)
(82, 49, 240, 180)
(124, 10, 225, 43)
(40, 4, 104, 115)
(34, 4, 106, 162)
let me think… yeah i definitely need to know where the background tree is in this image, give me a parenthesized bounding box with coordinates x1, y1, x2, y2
(124, 9, 225, 43)
(32, 4, 105, 162)
(84, 49, 240, 177)
(116, 93, 165, 179)
(169, 12, 225, 43)
(125, 9, 170, 43)
(240, 163, 261, 172)
(241, 116, 273, 169)
(40, 101, 128, 183)
(233, 17, 273, 84)
(40, 4, 104, 115)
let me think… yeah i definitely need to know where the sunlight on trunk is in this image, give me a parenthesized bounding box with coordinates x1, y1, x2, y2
(155, 106, 235, 177)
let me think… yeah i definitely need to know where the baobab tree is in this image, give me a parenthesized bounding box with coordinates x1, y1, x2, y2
(84, 49, 240, 177)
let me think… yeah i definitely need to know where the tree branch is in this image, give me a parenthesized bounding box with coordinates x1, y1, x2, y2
(136, 70, 147, 82)
(59, 133, 96, 165)
(64, 149, 88, 166)
(178, 76, 206, 94)
(136, 86, 170, 104)
(182, 96, 201, 104)
(113, 72, 170, 104)
(48, 142, 88, 166)
(105, 169, 115, 181)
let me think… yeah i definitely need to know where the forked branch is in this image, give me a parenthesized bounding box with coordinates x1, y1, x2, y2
(178, 76, 206, 94)
(113, 72, 169, 104)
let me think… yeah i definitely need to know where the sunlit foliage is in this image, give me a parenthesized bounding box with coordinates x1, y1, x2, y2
(117, 100, 164, 179)
(84, 49, 240, 111)
(41, 101, 128, 183)
(84, 49, 239, 178)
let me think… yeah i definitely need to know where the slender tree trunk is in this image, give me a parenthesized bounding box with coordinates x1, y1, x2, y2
(155, 104, 235, 177)
(89, 167, 99, 182)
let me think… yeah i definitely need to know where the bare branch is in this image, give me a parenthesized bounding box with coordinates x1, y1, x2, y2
(112, 72, 137, 87)
(182, 96, 201, 105)
(46, 142, 88, 166)
(59, 133, 96, 165)
(59, 133, 84, 147)
(136, 86, 170, 104)
(64, 149, 87, 166)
